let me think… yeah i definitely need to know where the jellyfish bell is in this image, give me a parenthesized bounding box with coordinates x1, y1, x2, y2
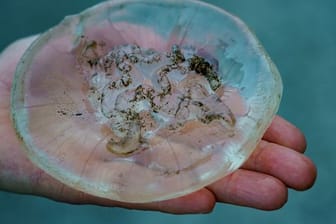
(11, 0, 282, 203)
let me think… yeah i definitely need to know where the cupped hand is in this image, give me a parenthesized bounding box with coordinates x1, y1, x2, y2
(0, 36, 316, 214)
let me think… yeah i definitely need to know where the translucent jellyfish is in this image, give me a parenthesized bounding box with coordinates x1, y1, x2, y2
(11, 0, 282, 202)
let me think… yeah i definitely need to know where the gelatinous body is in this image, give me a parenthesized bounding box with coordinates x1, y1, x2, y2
(11, 0, 282, 202)
(80, 43, 236, 156)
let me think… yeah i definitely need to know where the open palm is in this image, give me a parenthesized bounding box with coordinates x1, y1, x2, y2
(0, 36, 316, 214)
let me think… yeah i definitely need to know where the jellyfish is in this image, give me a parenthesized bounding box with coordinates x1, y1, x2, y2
(11, 0, 282, 202)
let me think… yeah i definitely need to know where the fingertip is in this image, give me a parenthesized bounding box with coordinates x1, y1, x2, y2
(207, 170, 288, 211)
(293, 156, 317, 191)
(246, 141, 317, 191)
(264, 116, 307, 153)
(256, 177, 288, 210)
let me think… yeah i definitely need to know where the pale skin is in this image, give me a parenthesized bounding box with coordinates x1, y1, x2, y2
(0, 36, 316, 214)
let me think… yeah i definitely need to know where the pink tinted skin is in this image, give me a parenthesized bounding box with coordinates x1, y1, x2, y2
(0, 36, 316, 214)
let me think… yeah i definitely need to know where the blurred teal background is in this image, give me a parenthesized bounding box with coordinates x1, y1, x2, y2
(0, 0, 334, 223)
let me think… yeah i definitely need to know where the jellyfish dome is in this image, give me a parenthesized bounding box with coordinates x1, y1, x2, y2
(11, 0, 282, 202)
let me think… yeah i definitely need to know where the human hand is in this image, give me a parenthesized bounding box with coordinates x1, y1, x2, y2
(0, 36, 316, 214)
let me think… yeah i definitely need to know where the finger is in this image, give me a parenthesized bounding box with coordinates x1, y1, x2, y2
(243, 140, 317, 190)
(263, 116, 307, 153)
(207, 169, 288, 210)
(85, 188, 216, 214)
(23, 167, 215, 214)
